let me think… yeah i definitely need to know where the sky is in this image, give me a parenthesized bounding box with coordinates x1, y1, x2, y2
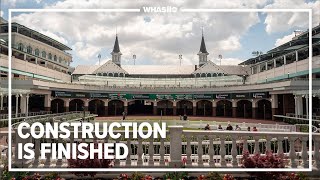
(1, 0, 319, 66)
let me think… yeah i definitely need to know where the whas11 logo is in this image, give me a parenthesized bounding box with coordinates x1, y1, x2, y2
(142, 6, 178, 13)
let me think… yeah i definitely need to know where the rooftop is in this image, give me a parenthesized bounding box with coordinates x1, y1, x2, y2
(0, 22, 72, 51)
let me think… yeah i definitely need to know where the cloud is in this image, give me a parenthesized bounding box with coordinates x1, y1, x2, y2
(73, 42, 101, 60)
(11, 0, 316, 66)
(38, 30, 68, 45)
(211, 58, 244, 65)
(274, 32, 296, 47)
(264, 0, 320, 34)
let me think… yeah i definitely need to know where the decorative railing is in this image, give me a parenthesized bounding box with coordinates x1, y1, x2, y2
(0, 111, 52, 120)
(3, 126, 319, 170)
(107, 120, 296, 132)
(0, 111, 92, 128)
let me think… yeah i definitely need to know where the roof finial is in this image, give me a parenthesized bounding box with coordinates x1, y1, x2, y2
(201, 26, 204, 37)
(116, 26, 118, 36)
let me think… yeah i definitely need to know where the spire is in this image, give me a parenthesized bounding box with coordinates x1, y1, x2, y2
(197, 28, 209, 67)
(112, 35, 120, 53)
(199, 33, 208, 54)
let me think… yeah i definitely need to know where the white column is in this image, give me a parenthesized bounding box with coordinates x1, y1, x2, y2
(306, 95, 309, 118)
(296, 95, 303, 116)
(44, 94, 51, 111)
(0, 94, 3, 110)
(20, 95, 26, 114)
(26, 94, 29, 116)
(169, 126, 183, 167)
(295, 51, 298, 61)
(15, 94, 19, 116)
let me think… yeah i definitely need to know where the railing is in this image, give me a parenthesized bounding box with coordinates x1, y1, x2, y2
(0, 111, 91, 128)
(5, 126, 319, 170)
(106, 120, 296, 132)
(0, 111, 52, 120)
(286, 113, 320, 121)
(274, 114, 320, 128)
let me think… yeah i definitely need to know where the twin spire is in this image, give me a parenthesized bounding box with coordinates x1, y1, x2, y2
(112, 34, 120, 53)
(111, 34, 122, 67)
(111, 29, 210, 67)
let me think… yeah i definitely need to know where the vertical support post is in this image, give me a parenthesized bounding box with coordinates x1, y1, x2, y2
(192, 101, 196, 116)
(20, 95, 26, 114)
(153, 100, 157, 115)
(169, 126, 183, 167)
(232, 100, 237, 118)
(26, 94, 29, 116)
(271, 94, 278, 120)
(0, 94, 3, 111)
(15, 94, 19, 117)
(212, 100, 216, 117)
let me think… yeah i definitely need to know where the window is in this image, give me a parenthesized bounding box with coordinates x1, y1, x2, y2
(35, 49, 39, 56)
(27, 46, 32, 54)
(58, 57, 62, 63)
(54, 55, 57, 61)
(18, 43, 24, 51)
(42, 51, 46, 58)
(48, 53, 52, 60)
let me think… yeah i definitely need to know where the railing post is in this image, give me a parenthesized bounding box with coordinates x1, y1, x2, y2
(314, 135, 320, 169)
(301, 136, 308, 168)
(169, 125, 183, 168)
(14, 128, 31, 168)
(289, 136, 297, 168)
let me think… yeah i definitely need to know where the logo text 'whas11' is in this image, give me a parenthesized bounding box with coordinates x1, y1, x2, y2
(142, 6, 178, 13)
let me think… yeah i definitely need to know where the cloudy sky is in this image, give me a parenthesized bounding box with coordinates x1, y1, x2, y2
(1, 0, 319, 66)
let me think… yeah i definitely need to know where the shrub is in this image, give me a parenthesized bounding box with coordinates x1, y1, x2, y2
(241, 151, 307, 180)
(67, 142, 113, 177)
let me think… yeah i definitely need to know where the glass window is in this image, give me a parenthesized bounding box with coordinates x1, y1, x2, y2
(27, 46, 32, 54)
(54, 55, 57, 61)
(18, 43, 24, 51)
(35, 49, 39, 56)
(59, 57, 62, 63)
(48, 53, 52, 60)
(42, 51, 46, 58)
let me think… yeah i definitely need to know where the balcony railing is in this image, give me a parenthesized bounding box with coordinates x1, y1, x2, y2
(1, 126, 318, 170)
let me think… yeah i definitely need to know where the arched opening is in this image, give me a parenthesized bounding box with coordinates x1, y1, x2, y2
(35, 49, 39, 56)
(48, 53, 52, 60)
(157, 100, 173, 115)
(236, 100, 252, 118)
(201, 73, 206, 77)
(29, 94, 45, 112)
(108, 73, 113, 77)
(177, 100, 193, 116)
(51, 99, 64, 113)
(69, 99, 84, 111)
(196, 100, 212, 116)
(128, 100, 153, 115)
(18, 43, 24, 51)
(88, 99, 105, 116)
(108, 100, 124, 116)
(42, 51, 46, 58)
(216, 100, 232, 117)
(27, 46, 32, 54)
(257, 99, 272, 119)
